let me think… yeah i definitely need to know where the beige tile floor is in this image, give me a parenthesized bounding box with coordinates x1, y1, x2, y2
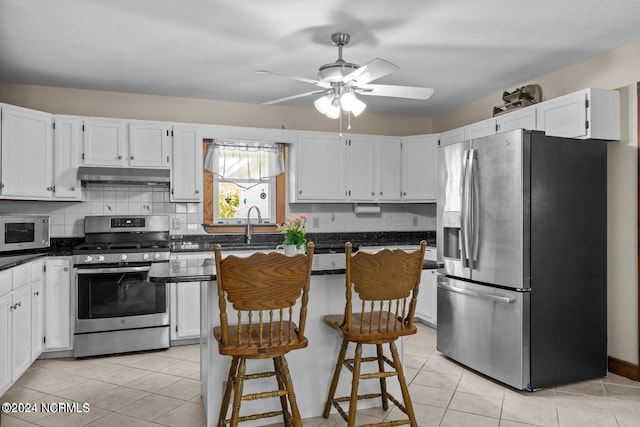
(2, 323, 640, 426)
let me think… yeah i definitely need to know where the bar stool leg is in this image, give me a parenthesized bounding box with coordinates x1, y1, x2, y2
(274, 357, 292, 427)
(347, 343, 363, 427)
(376, 344, 389, 411)
(276, 355, 303, 427)
(389, 341, 417, 427)
(230, 358, 246, 427)
(218, 357, 239, 427)
(323, 339, 349, 418)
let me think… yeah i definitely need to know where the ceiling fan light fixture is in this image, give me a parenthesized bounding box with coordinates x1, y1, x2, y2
(340, 92, 366, 116)
(325, 98, 341, 119)
(314, 95, 332, 115)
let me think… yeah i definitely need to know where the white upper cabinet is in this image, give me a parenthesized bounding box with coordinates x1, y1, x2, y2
(464, 117, 497, 140)
(128, 121, 171, 168)
(496, 107, 537, 133)
(82, 118, 128, 166)
(0, 105, 54, 200)
(439, 126, 465, 147)
(402, 134, 438, 202)
(535, 88, 620, 140)
(292, 133, 347, 202)
(171, 125, 203, 202)
(347, 136, 376, 201)
(52, 115, 82, 200)
(375, 137, 402, 201)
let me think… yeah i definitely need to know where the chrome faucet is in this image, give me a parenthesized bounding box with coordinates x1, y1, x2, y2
(245, 205, 262, 244)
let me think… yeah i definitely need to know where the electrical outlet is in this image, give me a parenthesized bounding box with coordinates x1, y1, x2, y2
(412, 216, 418, 227)
(172, 217, 181, 229)
(312, 216, 320, 228)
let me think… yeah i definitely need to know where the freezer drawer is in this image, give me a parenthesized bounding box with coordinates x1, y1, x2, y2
(437, 276, 530, 390)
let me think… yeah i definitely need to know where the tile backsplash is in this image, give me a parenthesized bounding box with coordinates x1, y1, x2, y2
(0, 184, 436, 237)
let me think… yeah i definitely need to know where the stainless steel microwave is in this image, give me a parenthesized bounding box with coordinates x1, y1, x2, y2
(0, 216, 50, 252)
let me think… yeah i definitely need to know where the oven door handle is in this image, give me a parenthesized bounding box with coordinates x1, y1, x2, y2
(77, 266, 151, 275)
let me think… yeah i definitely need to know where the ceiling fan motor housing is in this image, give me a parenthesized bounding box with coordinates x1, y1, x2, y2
(318, 61, 359, 83)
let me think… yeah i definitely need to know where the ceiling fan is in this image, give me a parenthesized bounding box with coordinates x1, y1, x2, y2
(256, 32, 434, 120)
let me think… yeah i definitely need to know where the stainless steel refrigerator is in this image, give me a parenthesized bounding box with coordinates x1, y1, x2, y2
(436, 129, 607, 390)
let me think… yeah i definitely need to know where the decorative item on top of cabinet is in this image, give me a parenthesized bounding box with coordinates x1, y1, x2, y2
(0, 104, 54, 200)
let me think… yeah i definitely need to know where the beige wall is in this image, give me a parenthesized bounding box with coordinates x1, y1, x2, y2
(0, 83, 433, 136)
(433, 40, 640, 366)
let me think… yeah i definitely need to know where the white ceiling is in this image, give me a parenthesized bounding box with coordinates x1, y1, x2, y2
(1, 0, 640, 117)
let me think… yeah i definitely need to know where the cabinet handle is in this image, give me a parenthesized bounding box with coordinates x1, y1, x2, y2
(298, 190, 302, 194)
(371, 192, 375, 196)
(194, 190, 200, 194)
(63, 267, 69, 271)
(130, 156, 135, 160)
(71, 187, 76, 191)
(47, 186, 53, 191)
(118, 155, 123, 159)
(403, 192, 407, 196)
(379, 192, 383, 196)
(34, 291, 39, 296)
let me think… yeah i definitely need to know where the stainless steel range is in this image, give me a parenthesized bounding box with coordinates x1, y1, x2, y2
(73, 215, 171, 357)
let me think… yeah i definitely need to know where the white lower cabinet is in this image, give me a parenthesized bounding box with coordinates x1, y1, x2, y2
(171, 282, 201, 340)
(0, 291, 11, 396)
(44, 258, 73, 351)
(11, 284, 32, 381)
(30, 260, 44, 361)
(416, 248, 438, 327)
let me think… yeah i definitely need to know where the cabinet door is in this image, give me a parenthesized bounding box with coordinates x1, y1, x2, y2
(30, 261, 44, 360)
(375, 137, 402, 201)
(0, 105, 53, 199)
(171, 126, 203, 202)
(496, 108, 537, 133)
(347, 136, 375, 201)
(174, 282, 201, 339)
(12, 284, 31, 381)
(536, 92, 588, 138)
(439, 127, 465, 147)
(0, 294, 11, 396)
(464, 118, 497, 140)
(53, 116, 82, 200)
(295, 134, 347, 201)
(129, 122, 171, 168)
(83, 118, 128, 166)
(44, 258, 72, 351)
(402, 134, 438, 201)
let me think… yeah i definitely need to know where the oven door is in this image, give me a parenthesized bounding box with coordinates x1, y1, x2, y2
(75, 264, 169, 333)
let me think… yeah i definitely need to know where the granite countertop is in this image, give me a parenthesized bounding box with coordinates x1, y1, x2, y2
(149, 253, 441, 284)
(0, 253, 47, 271)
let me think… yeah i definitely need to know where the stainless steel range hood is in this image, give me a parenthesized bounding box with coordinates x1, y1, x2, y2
(77, 166, 170, 185)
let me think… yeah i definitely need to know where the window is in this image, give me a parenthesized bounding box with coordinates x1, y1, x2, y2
(203, 139, 286, 233)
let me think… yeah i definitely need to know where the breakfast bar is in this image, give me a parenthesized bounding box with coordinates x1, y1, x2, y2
(148, 254, 410, 427)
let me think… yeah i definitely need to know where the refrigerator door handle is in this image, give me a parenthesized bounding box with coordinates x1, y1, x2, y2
(469, 149, 480, 265)
(438, 282, 515, 305)
(460, 149, 470, 268)
(463, 149, 474, 268)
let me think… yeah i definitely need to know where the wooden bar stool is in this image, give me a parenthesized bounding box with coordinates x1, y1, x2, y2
(213, 242, 314, 427)
(322, 241, 426, 427)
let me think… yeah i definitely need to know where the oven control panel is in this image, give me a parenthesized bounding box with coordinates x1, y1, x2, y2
(111, 218, 145, 228)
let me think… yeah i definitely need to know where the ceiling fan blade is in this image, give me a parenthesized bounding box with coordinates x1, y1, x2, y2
(262, 89, 328, 105)
(343, 58, 399, 84)
(358, 84, 435, 100)
(256, 70, 331, 88)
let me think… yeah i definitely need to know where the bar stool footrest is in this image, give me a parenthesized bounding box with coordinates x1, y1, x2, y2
(241, 389, 289, 401)
(226, 409, 289, 424)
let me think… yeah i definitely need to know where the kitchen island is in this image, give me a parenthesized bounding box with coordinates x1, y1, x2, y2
(148, 254, 428, 427)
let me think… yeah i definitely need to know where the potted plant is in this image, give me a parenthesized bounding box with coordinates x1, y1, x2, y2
(277, 213, 308, 255)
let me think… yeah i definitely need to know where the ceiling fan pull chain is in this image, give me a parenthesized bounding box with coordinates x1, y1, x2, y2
(347, 112, 352, 130)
